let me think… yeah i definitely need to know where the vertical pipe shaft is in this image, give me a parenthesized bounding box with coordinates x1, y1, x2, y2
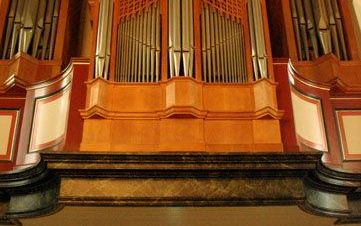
(219, 15, 224, 83)
(304, 0, 319, 59)
(142, 11, 147, 82)
(290, 0, 302, 60)
(168, 0, 174, 78)
(10, 0, 25, 58)
(240, 26, 247, 82)
(331, 0, 347, 60)
(296, 0, 310, 60)
(201, 4, 207, 81)
(116, 22, 121, 82)
(150, 4, 156, 82)
(234, 22, 241, 83)
(229, 19, 236, 83)
(2, 0, 18, 59)
(155, 3, 161, 81)
(182, 0, 190, 77)
(137, 13, 143, 82)
(205, 5, 212, 82)
(121, 20, 128, 82)
(32, 0, 47, 58)
(126, 19, 132, 82)
(123, 18, 131, 82)
(325, 0, 340, 58)
(135, 14, 141, 82)
(146, 9, 151, 82)
(188, 0, 194, 78)
(313, 0, 332, 55)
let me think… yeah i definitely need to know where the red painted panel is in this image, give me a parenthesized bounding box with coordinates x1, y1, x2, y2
(0, 94, 25, 171)
(64, 62, 89, 151)
(273, 59, 299, 152)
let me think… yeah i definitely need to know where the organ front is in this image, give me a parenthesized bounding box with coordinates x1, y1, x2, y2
(0, 0, 361, 222)
(81, 0, 283, 152)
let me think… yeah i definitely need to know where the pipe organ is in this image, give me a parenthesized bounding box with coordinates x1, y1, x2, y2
(201, 2, 247, 83)
(95, 0, 113, 79)
(290, 0, 348, 61)
(2, 0, 361, 221)
(116, 0, 161, 82)
(248, 0, 268, 80)
(0, 0, 60, 60)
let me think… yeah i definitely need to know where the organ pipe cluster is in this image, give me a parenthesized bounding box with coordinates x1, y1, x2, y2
(1, 0, 60, 60)
(169, 0, 195, 78)
(248, 0, 268, 80)
(116, 2, 161, 82)
(201, 3, 247, 83)
(290, 0, 348, 61)
(95, 0, 113, 79)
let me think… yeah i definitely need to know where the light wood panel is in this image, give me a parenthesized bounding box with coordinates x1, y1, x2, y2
(80, 77, 283, 152)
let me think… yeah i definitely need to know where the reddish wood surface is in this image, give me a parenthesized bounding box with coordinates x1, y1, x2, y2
(273, 59, 299, 152)
(64, 60, 89, 151)
(0, 88, 26, 171)
(289, 57, 361, 172)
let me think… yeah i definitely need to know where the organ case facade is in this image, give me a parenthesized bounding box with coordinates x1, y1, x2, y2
(81, 0, 283, 152)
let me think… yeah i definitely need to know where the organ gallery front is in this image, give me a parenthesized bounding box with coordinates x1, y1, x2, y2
(0, 0, 361, 223)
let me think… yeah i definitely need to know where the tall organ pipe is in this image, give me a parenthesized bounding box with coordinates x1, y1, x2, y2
(248, 0, 268, 80)
(95, 0, 113, 79)
(168, 0, 195, 78)
(116, 1, 161, 83)
(201, 3, 247, 83)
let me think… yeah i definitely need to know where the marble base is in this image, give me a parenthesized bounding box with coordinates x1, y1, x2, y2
(42, 152, 321, 206)
(302, 162, 361, 223)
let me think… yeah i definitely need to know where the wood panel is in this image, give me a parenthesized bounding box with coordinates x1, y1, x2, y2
(80, 77, 283, 152)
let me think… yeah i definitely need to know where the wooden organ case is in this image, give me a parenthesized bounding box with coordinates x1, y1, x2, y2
(280, 0, 361, 171)
(0, 0, 75, 168)
(0, 0, 361, 222)
(81, 0, 284, 152)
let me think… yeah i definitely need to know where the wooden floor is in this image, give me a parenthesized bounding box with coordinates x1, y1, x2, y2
(20, 206, 356, 226)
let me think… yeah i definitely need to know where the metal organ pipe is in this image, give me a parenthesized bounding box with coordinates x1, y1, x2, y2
(290, 0, 348, 61)
(168, 0, 195, 78)
(1, 0, 60, 60)
(248, 0, 268, 80)
(95, 0, 113, 79)
(201, 3, 247, 83)
(116, 1, 161, 83)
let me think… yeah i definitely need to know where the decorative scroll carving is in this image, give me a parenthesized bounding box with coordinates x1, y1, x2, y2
(1, 0, 60, 60)
(116, 1, 161, 82)
(201, 1, 247, 83)
(248, 0, 268, 80)
(95, 0, 113, 79)
(168, 0, 195, 78)
(290, 0, 348, 61)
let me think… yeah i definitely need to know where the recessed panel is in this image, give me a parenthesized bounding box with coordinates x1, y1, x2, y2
(336, 110, 361, 160)
(0, 110, 19, 160)
(291, 89, 327, 152)
(30, 89, 71, 152)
